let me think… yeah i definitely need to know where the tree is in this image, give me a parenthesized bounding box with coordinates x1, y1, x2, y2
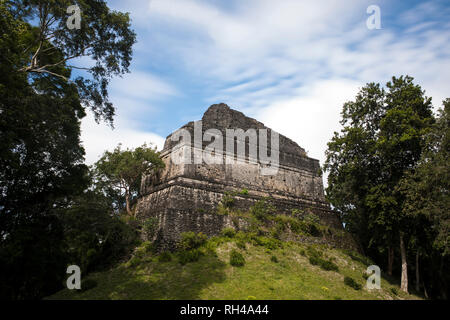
(324, 76, 434, 294)
(0, 0, 136, 299)
(94, 143, 165, 216)
(9, 0, 136, 124)
(399, 99, 450, 298)
(1, 6, 89, 299)
(57, 190, 139, 273)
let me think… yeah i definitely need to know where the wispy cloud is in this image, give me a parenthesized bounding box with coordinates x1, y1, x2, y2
(81, 113, 165, 165)
(110, 71, 179, 101)
(94, 0, 450, 175)
(141, 0, 449, 110)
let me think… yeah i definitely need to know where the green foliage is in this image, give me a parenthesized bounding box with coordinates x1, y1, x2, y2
(0, 0, 138, 300)
(49, 237, 421, 301)
(178, 249, 202, 265)
(158, 252, 172, 263)
(270, 255, 279, 263)
(128, 256, 142, 268)
(234, 232, 248, 250)
(390, 287, 398, 296)
(8, 0, 136, 123)
(318, 259, 339, 272)
(221, 228, 236, 238)
(216, 205, 230, 215)
(307, 223, 322, 237)
(239, 189, 249, 195)
(324, 76, 434, 248)
(0, 214, 68, 300)
(143, 217, 159, 239)
(303, 213, 320, 225)
(344, 250, 373, 266)
(80, 279, 98, 292)
(58, 191, 139, 273)
(307, 246, 339, 272)
(142, 241, 156, 254)
(250, 199, 276, 221)
(344, 276, 362, 290)
(220, 192, 236, 208)
(179, 232, 208, 251)
(252, 236, 282, 250)
(323, 76, 449, 296)
(235, 240, 247, 250)
(401, 100, 450, 256)
(177, 232, 208, 265)
(291, 208, 304, 216)
(271, 221, 285, 239)
(273, 214, 322, 237)
(230, 249, 245, 267)
(94, 143, 165, 215)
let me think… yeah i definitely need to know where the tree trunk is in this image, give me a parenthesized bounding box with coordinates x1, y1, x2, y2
(423, 281, 428, 299)
(400, 233, 408, 293)
(415, 249, 420, 293)
(440, 258, 448, 299)
(125, 192, 132, 216)
(387, 247, 394, 276)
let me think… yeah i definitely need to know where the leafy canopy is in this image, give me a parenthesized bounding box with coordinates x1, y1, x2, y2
(324, 75, 434, 252)
(6, 0, 136, 124)
(94, 143, 165, 215)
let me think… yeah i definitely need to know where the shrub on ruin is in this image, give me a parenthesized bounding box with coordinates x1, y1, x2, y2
(143, 217, 159, 239)
(221, 192, 235, 208)
(179, 232, 207, 251)
(250, 199, 275, 221)
(236, 239, 247, 250)
(230, 249, 245, 267)
(178, 249, 202, 265)
(303, 212, 320, 224)
(239, 189, 249, 195)
(158, 251, 172, 262)
(221, 227, 236, 238)
(344, 276, 362, 290)
(306, 246, 339, 272)
(319, 259, 339, 272)
(253, 236, 282, 250)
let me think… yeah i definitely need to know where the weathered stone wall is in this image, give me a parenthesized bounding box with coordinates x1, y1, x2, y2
(135, 103, 342, 249)
(142, 151, 324, 200)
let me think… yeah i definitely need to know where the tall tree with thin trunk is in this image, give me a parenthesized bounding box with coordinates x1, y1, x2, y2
(399, 99, 450, 298)
(325, 76, 434, 294)
(94, 143, 165, 216)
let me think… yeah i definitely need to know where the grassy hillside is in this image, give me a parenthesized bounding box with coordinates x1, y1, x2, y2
(48, 233, 421, 300)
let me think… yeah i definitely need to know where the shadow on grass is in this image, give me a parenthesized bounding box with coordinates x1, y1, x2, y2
(105, 253, 228, 300)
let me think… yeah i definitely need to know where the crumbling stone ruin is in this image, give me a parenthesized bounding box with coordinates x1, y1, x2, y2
(135, 103, 342, 249)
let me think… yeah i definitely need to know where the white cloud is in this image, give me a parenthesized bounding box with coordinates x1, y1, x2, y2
(80, 113, 165, 165)
(109, 71, 179, 101)
(146, 0, 450, 138)
(256, 79, 361, 166)
(142, 0, 449, 110)
(100, 0, 450, 183)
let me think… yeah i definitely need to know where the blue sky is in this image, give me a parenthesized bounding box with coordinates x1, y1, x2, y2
(80, 0, 450, 170)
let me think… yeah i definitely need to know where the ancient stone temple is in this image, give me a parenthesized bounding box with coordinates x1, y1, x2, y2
(135, 103, 341, 249)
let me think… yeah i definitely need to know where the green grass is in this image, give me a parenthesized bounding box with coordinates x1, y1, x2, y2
(47, 237, 421, 300)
